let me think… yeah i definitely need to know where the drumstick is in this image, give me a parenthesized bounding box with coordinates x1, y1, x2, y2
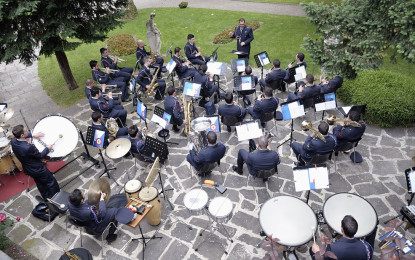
(130, 197, 149, 206)
(312, 227, 316, 243)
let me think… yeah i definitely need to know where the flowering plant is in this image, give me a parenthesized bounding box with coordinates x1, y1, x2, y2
(107, 34, 137, 57)
(213, 21, 260, 44)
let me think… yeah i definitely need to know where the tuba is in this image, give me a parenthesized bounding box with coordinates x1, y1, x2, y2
(105, 118, 119, 137)
(181, 93, 193, 136)
(188, 131, 205, 154)
(301, 120, 326, 142)
(146, 66, 160, 96)
(326, 114, 361, 127)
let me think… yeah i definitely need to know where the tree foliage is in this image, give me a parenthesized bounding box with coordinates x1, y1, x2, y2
(302, 0, 415, 78)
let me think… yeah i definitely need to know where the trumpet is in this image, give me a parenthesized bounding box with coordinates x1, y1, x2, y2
(109, 54, 126, 63)
(301, 120, 326, 142)
(196, 46, 206, 62)
(100, 68, 119, 73)
(325, 114, 361, 127)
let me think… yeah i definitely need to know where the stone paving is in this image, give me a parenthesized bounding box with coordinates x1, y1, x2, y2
(1, 63, 415, 259)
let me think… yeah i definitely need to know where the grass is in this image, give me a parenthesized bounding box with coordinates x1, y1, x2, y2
(240, 0, 341, 4)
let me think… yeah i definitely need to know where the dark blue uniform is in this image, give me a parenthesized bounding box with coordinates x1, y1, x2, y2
(194, 72, 218, 98)
(259, 68, 289, 90)
(187, 143, 226, 171)
(91, 69, 129, 101)
(239, 75, 258, 97)
(11, 135, 60, 199)
(101, 56, 133, 80)
(89, 97, 127, 125)
(291, 134, 337, 162)
(184, 42, 210, 65)
(164, 96, 184, 126)
(287, 84, 322, 102)
(136, 65, 166, 100)
(320, 75, 343, 94)
(85, 86, 121, 105)
(218, 103, 247, 122)
(128, 135, 145, 154)
(248, 97, 279, 120)
(230, 25, 254, 60)
(91, 122, 128, 147)
(172, 55, 197, 79)
(135, 46, 165, 77)
(236, 149, 280, 176)
(311, 237, 373, 260)
(333, 122, 366, 148)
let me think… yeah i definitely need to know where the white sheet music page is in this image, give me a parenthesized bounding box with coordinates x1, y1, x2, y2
(236, 123, 263, 141)
(207, 62, 223, 75)
(342, 106, 352, 114)
(308, 167, 329, 190)
(151, 114, 167, 129)
(290, 104, 305, 119)
(294, 168, 311, 192)
(166, 59, 176, 74)
(294, 66, 306, 81)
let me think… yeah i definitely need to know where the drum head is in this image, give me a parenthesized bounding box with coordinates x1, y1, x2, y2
(209, 197, 233, 218)
(125, 180, 142, 193)
(259, 195, 317, 247)
(0, 137, 10, 149)
(323, 193, 377, 238)
(32, 115, 78, 158)
(139, 187, 158, 202)
(184, 189, 208, 211)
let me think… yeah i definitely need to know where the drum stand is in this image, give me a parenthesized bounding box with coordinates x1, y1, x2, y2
(98, 149, 120, 186)
(194, 217, 233, 255)
(132, 223, 163, 260)
(282, 248, 299, 260)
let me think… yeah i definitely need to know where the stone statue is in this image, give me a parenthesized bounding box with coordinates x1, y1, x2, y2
(146, 13, 162, 56)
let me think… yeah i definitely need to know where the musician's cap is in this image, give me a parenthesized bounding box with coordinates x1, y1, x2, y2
(115, 207, 135, 224)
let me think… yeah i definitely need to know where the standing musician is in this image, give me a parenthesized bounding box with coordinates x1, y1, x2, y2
(247, 87, 279, 124)
(218, 91, 247, 131)
(172, 47, 197, 79)
(136, 56, 166, 100)
(187, 131, 226, 175)
(89, 87, 127, 126)
(127, 125, 145, 155)
(288, 52, 307, 69)
(184, 34, 210, 66)
(100, 48, 133, 80)
(90, 60, 131, 102)
(135, 39, 166, 78)
(332, 110, 366, 148)
(291, 121, 336, 165)
(194, 64, 218, 99)
(232, 135, 280, 182)
(287, 74, 321, 102)
(91, 111, 128, 146)
(310, 215, 373, 260)
(320, 75, 343, 94)
(164, 86, 187, 132)
(85, 79, 121, 105)
(229, 18, 254, 60)
(259, 59, 289, 92)
(11, 125, 60, 200)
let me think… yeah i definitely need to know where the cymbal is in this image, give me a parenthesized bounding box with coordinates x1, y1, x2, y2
(88, 178, 111, 208)
(0, 108, 14, 122)
(0, 123, 10, 128)
(106, 138, 131, 159)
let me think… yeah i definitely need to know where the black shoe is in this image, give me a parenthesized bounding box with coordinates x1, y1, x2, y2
(35, 195, 46, 203)
(232, 165, 243, 175)
(261, 122, 266, 128)
(122, 98, 132, 102)
(227, 126, 231, 132)
(106, 234, 117, 243)
(263, 178, 269, 182)
(161, 67, 168, 73)
(172, 126, 180, 132)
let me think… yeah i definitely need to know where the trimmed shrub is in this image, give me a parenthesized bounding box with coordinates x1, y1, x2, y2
(337, 70, 415, 127)
(107, 34, 137, 56)
(122, 0, 138, 20)
(213, 21, 260, 44)
(179, 2, 188, 8)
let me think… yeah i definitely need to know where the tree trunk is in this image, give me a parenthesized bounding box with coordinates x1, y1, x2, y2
(55, 50, 78, 91)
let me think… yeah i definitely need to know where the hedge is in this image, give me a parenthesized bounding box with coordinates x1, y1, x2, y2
(213, 21, 260, 44)
(337, 70, 415, 127)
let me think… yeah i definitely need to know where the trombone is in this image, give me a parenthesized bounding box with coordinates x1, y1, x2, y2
(100, 68, 119, 73)
(109, 55, 127, 63)
(325, 114, 361, 127)
(301, 120, 326, 142)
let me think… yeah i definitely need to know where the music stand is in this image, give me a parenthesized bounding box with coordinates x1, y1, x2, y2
(293, 164, 329, 204)
(206, 62, 227, 92)
(254, 51, 270, 79)
(405, 167, 415, 205)
(286, 64, 306, 84)
(338, 104, 367, 118)
(277, 100, 305, 148)
(141, 136, 169, 164)
(210, 46, 220, 62)
(235, 120, 263, 142)
(314, 92, 337, 120)
(166, 43, 173, 59)
(231, 58, 249, 74)
(150, 106, 177, 145)
(166, 58, 177, 87)
(205, 115, 221, 133)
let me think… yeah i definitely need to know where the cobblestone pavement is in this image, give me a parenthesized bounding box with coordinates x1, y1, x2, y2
(2, 63, 415, 259)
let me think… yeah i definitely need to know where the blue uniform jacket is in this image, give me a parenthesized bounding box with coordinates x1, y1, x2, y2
(297, 84, 322, 100)
(136, 47, 150, 65)
(136, 66, 152, 91)
(244, 149, 280, 172)
(311, 237, 373, 260)
(189, 143, 226, 171)
(184, 42, 199, 60)
(89, 97, 114, 116)
(11, 134, 49, 174)
(265, 69, 289, 84)
(164, 96, 183, 125)
(194, 72, 214, 96)
(333, 123, 366, 147)
(101, 56, 118, 70)
(321, 75, 343, 94)
(303, 133, 337, 159)
(230, 26, 254, 53)
(218, 104, 244, 119)
(128, 135, 145, 154)
(253, 97, 279, 115)
(92, 69, 111, 84)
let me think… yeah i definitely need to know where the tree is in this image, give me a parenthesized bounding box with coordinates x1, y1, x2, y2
(0, 0, 128, 90)
(301, 0, 415, 79)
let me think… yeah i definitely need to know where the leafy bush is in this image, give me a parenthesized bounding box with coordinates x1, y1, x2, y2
(179, 2, 188, 8)
(337, 70, 415, 127)
(122, 0, 138, 20)
(107, 34, 137, 56)
(0, 214, 14, 250)
(213, 21, 261, 44)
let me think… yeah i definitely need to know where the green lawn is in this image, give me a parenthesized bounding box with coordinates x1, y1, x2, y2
(241, 0, 341, 4)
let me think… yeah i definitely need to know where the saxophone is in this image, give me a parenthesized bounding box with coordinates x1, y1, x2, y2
(149, 48, 157, 62)
(146, 66, 160, 96)
(181, 94, 192, 136)
(105, 118, 119, 137)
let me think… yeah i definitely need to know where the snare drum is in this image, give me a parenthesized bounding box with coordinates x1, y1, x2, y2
(323, 193, 377, 238)
(124, 180, 142, 203)
(259, 195, 317, 247)
(32, 115, 78, 160)
(0, 151, 16, 174)
(183, 189, 208, 215)
(139, 187, 161, 226)
(208, 197, 233, 223)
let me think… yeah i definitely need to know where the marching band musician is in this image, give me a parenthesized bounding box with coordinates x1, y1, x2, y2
(85, 79, 121, 106)
(218, 91, 247, 131)
(90, 60, 131, 102)
(184, 34, 210, 66)
(100, 48, 133, 80)
(239, 66, 258, 106)
(194, 64, 218, 99)
(287, 74, 321, 102)
(232, 135, 280, 182)
(259, 59, 289, 92)
(135, 39, 166, 78)
(288, 52, 307, 69)
(136, 56, 166, 100)
(320, 75, 343, 94)
(164, 86, 187, 133)
(291, 121, 337, 165)
(332, 110, 366, 149)
(89, 87, 127, 126)
(186, 131, 226, 175)
(91, 111, 128, 147)
(229, 18, 254, 60)
(172, 47, 197, 79)
(11, 125, 60, 200)
(127, 125, 145, 155)
(247, 86, 279, 124)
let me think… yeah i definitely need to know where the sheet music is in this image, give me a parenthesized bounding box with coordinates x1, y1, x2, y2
(289, 103, 305, 118)
(236, 122, 263, 141)
(184, 82, 201, 97)
(294, 66, 306, 81)
(166, 59, 176, 74)
(241, 76, 252, 90)
(342, 106, 352, 115)
(151, 114, 168, 129)
(207, 62, 223, 75)
(409, 170, 415, 192)
(294, 166, 329, 192)
(315, 101, 336, 112)
(236, 60, 245, 72)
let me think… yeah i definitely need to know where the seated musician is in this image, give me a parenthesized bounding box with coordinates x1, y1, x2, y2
(310, 215, 373, 260)
(136, 57, 166, 100)
(164, 86, 187, 132)
(320, 75, 343, 94)
(194, 64, 218, 99)
(247, 87, 279, 123)
(184, 34, 210, 66)
(89, 87, 127, 126)
(127, 125, 145, 155)
(218, 91, 247, 131)
(91, 111, 128, 144)
(186, 131, 226, 174)
(100, 47, 133, 81)
(332, 110, 366, 149)
(135, 40, 166, 78)
(68, 189, 118, 243)
(291, 121, 336, 165)
(85, 78, 121, 105)
(259, 59, 289, 92)
(232, 135, 280, 182)
(287, 74, 321, 102)
(172, 47, 197, 79)
(238, 66, 258, 106)
(90, 60, 130, 102)
(288, 52, 307, 69)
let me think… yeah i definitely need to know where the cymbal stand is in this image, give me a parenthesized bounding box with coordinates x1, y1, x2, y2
(157, 164, 174, 209)
(132, 222, 163, 260)
(98, 149, 120, 186)
(194, 216, 234, 255)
